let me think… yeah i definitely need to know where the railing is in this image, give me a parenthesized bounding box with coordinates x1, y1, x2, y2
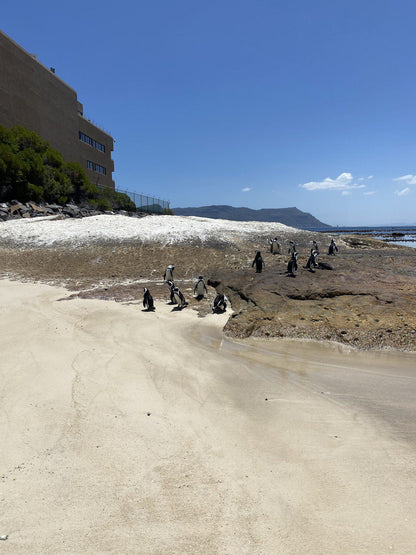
(79, 114, 113, 137)
(116, 188, 170, 214)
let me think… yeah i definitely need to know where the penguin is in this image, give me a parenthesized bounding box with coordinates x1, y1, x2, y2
(270, 237, 281, 254)
(172, 287, 187, 309)
(212, 293, 227, 313)
(287, 252, 298, 277)
(328, 239, 338, 255)
(288, 241, 297, 257)
(164, 264, 175, 281)
(311, 240, 319, 255)
(304, 250, 318, 272)
(166, 280, 176, 303)
(252, 251, 265, 273)
(143, 287, 155, 311)
(194, 276, 208, 299)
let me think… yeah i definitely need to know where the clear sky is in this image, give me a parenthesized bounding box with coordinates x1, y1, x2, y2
(3, 1, 416, 226)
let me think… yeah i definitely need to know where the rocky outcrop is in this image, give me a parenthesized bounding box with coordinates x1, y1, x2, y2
(1, 224, 415, 351)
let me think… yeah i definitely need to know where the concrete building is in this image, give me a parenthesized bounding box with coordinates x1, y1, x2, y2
(0, 29, 115, 189)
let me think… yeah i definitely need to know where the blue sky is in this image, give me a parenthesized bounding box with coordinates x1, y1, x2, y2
(3, 0, 416, 225)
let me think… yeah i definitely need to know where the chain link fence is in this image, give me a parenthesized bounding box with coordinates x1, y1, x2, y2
(116, 188, 170, 214)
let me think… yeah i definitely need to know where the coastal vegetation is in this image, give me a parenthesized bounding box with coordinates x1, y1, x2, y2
(0, 125, 135, 211)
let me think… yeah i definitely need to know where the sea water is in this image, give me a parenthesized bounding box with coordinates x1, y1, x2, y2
(315, 226, 416, 248)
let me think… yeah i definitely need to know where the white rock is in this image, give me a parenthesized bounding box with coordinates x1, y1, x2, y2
(0, 214, 297, 248)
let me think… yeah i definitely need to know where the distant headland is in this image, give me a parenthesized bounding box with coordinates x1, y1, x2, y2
(172, 205, 331, 230)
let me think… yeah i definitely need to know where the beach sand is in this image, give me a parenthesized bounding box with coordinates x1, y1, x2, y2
(1, 279, 415, 553)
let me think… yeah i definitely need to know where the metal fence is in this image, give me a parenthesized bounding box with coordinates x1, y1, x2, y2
(116, 188, 170, 214)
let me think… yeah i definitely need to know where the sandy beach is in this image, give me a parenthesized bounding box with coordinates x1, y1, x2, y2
(1, 278, 416, 554)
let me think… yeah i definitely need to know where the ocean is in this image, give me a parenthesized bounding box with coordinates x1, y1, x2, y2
(314, 226, 416, 248)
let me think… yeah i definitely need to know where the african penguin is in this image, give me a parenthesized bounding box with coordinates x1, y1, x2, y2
(164, 264, 175, 281)
(287, 252, 298, 277)
(194, 276, 208, 298)
(328, 239, 338, 255)
(143, 287, 155, 311)
(212, 294, 227, 313)
(173, 287, 187, 309)
(252, 251, 265, 273)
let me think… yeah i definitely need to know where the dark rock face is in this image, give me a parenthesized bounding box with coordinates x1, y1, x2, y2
(215, 245, 416, 350)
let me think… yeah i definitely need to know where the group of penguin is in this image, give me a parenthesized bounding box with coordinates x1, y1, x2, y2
(253, 237, 339, 278)
(142, 264, 228, 313)
(142, 237, 339, 312)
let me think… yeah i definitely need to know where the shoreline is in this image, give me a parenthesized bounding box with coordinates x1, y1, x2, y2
(2, 238, 416, 352)
(2, 271, 414, 355)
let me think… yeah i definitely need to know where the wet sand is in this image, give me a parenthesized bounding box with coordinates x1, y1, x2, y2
(223, 336, 416, 446)
(1, 279, 416, 553)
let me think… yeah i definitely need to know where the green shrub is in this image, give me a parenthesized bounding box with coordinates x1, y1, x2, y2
(64, 161, 93, 203)
(27, 183, 44, 202)
(42, 166, 73, 204)
(89, 198, 112, 211)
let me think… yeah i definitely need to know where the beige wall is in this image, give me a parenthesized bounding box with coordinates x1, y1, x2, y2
(78, 116, 115, 189)
(0, 29, 115, 189)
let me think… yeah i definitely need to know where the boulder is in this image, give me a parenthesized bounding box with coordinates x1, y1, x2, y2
(45, 204, 63, 213)
(27, 202, 50, 214)
(10, 203, 28, 215)
(62, 204, 81, 217)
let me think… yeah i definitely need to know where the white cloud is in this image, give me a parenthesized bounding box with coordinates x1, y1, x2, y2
(358, 177, 365, 182)
(341, 191, 351, 196)
(395, 187, 411, 196)
(299, 172, 365, 192)
(394, 174, 416, 185)
(367, 175, 374, 179)
(363, 191, 376, 196)
(241, 187, 252, 192)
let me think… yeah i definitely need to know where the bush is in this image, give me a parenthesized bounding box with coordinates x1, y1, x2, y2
(64, 161, 93, 204)
(27, 183, 44, 202)
(111, 191, 136, 211)
(88, 198, 112, 212)
(42, 166, 73, 204)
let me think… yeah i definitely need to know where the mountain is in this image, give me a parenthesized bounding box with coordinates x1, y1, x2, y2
(172, 205, 331, 230)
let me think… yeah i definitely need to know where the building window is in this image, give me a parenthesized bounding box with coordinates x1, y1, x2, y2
(79, 131, 93, 146)
(79, 133, 105, 152)
(95, 163, 106, 175)
(94, 140, 105, 153)
(87, 160, 106, 175)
